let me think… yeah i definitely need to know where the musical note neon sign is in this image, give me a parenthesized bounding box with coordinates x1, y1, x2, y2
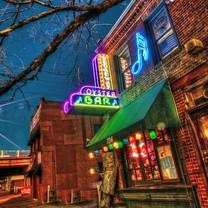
(131, 33, 149, 75)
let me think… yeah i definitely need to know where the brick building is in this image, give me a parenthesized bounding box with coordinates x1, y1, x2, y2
(86, 0, 208, 207)
(28, 99, 103, 203)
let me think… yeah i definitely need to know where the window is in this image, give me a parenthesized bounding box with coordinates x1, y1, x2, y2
(124, 129, 178, 186)
(145, 3, 180, 61)
(93, 124, 102, 135)
(115, 44, 133, 91)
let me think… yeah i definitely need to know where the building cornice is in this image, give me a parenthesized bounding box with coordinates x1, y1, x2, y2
(97, 0, 161, 54)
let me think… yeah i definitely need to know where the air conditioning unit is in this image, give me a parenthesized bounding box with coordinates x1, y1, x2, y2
(184, 39, 204, 55)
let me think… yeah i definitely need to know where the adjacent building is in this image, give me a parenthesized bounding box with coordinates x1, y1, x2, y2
(86, 0, 208, 207)
(28, 99, 103, 203)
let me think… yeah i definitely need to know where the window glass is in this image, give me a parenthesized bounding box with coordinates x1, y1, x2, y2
(124, 129, 178, 185)
(147, 3, 179, 59)
(117, 45, 133, 90)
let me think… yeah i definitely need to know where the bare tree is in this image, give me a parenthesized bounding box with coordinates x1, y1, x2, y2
(0, 0, 124, 96)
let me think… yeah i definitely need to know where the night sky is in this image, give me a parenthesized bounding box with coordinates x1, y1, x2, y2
(0, 1, 131, 150)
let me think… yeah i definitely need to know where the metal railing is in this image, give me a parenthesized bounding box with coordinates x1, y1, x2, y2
(0, 150, 30, 158)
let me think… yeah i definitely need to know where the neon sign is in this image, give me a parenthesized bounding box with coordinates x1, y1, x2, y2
(92, 54, 113, 89)
(63, 86, 119, 114)
(131, 33, 149, 75)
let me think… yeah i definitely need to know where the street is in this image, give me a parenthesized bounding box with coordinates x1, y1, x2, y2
(0, 191, 97, 208)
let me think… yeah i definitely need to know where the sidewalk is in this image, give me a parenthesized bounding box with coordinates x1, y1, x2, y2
(40, 201, 97, 208)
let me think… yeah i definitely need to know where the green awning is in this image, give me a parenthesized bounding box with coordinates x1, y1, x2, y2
(87, 79, 180, 150)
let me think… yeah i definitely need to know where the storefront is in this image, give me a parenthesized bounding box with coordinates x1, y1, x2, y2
(87, 80, 199, 207)
(82, 0, 208, 207)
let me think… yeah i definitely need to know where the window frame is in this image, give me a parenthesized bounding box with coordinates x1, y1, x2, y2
(144, 1, 181, 64)
(122, 129, 180, 187)
(114, 43, 134, 92)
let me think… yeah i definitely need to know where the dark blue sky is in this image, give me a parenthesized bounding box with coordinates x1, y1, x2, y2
(0, 1, 131, 150)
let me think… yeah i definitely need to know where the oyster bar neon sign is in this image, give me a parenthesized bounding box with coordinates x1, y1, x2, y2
(63, 86, 119, 114)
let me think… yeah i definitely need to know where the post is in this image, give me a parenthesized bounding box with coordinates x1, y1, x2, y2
(47, 185, 50, 203)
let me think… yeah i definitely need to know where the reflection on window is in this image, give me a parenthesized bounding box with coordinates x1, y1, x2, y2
(125, 129, 178, 185)
(146, 3, 179, 60)
(117, 45, 133, 90)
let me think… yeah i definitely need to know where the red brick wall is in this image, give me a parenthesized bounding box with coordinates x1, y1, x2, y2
(173, 88, 208, 208)
(169, 0, 208, 47)
(31, 101, 103, 203)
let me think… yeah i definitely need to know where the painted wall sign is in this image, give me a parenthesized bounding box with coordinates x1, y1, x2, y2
(131, 33, 149, 75)
(92, 54, 113, 90)
(63, 86, 119, 114)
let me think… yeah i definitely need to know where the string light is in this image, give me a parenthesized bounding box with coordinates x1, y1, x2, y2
(149, 130, 157, 140)
(103, 146, 109, 152)
(89, 168, 96, 175)
(135, 132, 142, 140)
(88, 152, 95, 159)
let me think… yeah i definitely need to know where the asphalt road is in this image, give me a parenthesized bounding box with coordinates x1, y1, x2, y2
(0, 192, 97, 208)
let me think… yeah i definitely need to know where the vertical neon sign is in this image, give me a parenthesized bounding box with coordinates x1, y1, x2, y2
(92, 54, 113, 90)
(131, 33, 149, 75)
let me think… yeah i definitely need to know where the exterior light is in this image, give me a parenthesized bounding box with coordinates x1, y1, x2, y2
(88, 152, 95, 159)
(113, 141, 123, 149)
(149, 130, 157, 140)
(129, 136, 135, 143)
(135, 132, 142, 140)
(204, 129, 208, 138)
(95, 150, 99, 155)
(103, 146, 109, 152)
(113, 142, 119, 149)
(108, 143, 114, 150)
(89, 168, 96, 175)
(123, 138, 128, 144)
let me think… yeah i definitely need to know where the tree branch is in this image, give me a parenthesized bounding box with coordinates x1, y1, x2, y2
(0, 0, 123, 96)
(0, 1, 117, 36)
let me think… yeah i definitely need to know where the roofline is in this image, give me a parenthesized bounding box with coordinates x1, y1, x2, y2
(96, 0, 136, 52)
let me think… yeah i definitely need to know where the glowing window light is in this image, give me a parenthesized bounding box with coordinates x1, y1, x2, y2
(88, 152, 95, 159)
(131, 33, 149, 75)
(149, 130, 157, 140)
(132, 152, 139, 158)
